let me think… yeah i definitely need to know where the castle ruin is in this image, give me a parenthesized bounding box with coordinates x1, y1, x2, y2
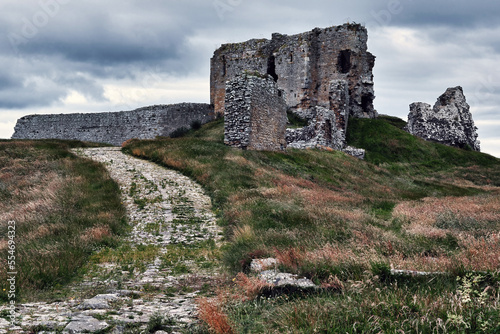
(224, 72, 288, 151)
(211, 24, 376, 120)
(212, 23, 376, 155)
(11, 23, 482, 158)
(405, 87, 480, 151)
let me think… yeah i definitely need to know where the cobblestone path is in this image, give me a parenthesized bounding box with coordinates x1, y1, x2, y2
(0, 147, 223, 334)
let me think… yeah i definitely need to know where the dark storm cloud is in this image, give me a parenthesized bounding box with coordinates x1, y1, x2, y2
(0, 0, 220, 109)
(0, 72, 20, 91)
(2, 1, 199, 66)
(0, 79, 65, 109)
(382, 0, 500, 28)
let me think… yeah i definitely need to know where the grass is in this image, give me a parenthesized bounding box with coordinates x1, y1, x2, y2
(0, 140, 127, 302)
(123, 116, 500, 332)
(1, 116, 499, 332)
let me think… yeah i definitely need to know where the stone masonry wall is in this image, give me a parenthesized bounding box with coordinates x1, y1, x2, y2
(211, 24, 376, 119)
(224, 72, 287, 151)
(405, 87, 480, 151)
(12, 103, 214, 146)
(286, 106, 344, 151)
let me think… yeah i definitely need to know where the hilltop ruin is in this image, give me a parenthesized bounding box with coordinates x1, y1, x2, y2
(211, 24, 376, 119)
(405, 87, 480, 151)
(213, 23, 376, 155)
(11, 23, 481, 157)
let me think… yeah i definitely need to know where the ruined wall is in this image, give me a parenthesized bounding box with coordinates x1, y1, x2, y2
(286, 107, 344, 151)
(224, 72, 287, 151)
(12, 103, 214, 146)
(405, 87, 480, 151)
(211, 24, 376, 119)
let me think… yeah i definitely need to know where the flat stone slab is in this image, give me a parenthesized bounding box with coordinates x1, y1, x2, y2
(64, 315, 109, 333)
(259, 270, 316, 289)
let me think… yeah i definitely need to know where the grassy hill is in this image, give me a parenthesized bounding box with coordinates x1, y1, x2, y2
(123, 116, 500, 333)
(1, 116, 499, 332)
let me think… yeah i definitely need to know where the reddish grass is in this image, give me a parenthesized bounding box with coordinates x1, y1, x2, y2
(394, 194, 500, 237)
(234, 272, 271, 299)
(274, 247, 304, 272)
(80, 226, 112, 243)
(393, 195, 500, 226)
(456, 233, 500, 271)
(197, 297, 235, 334)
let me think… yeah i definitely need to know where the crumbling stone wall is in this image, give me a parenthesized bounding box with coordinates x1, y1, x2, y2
(286, 106, 344, 150)
(224, 72, 287, 151)
(12, 103, 214, 146)
(211, 23, 376, 119)
(405, 87, 480, 151)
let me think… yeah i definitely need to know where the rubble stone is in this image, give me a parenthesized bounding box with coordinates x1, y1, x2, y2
(286, 106, 345, 151)
(405, 87, 480, 151)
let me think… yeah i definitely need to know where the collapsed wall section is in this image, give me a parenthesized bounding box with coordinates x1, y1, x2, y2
(211, 24, 376, 119)
(224, 72, 287, 151)
(12, 103, 214, 146)
(405, 87, 480, 152)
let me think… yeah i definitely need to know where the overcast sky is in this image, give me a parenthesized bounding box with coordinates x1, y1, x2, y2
(1, 0, 499, 156)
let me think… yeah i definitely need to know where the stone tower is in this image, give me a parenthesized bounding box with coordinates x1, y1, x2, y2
(224, 72, 288, 151)
(210, 23, 377, 120)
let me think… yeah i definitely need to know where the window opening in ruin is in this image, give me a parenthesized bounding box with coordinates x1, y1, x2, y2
(222, 55, 227, 77)
(338, 50, 352, 74)
(361, 94, 372, 113)
(290, 53, 293, 63)
(267, 55, 278, 82)
(324, 119, 332, 143)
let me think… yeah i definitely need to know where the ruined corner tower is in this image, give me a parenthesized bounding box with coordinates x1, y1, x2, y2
(210, 23, 377, 121)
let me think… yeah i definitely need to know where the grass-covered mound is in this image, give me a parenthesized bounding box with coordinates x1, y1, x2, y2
(124, 117, 500, 333)
(0, 140, 127, 301)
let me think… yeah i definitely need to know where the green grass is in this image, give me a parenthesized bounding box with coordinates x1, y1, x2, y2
(347, 116, 498, 173)
(123, 116, 500, 332)
(0, 140, 127, 302)
(225, 273, 500, 333)
(2, 116, 499, 332)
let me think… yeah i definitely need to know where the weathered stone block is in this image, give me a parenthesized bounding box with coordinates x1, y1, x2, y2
(224, 72, 287, 151)
(405, 87, 480, 151)
(329, 79, 350, 135)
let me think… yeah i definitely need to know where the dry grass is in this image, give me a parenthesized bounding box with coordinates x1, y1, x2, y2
(197, 296, 235, 334)
(80, 226, 112, 244)
(394, 193, 500, 235)
(456, 233, 500, 271)
(0, 140, 126, 301)
(233, 272, 271, 300)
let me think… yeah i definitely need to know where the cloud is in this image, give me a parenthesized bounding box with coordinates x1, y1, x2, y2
(0, 0, 498, 157)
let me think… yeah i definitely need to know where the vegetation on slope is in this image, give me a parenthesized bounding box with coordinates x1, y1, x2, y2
(0, 140, 127, 301)
(124, 117, 500, 333)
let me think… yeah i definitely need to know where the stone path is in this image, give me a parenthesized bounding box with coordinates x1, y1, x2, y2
(0, 147, 223, 333)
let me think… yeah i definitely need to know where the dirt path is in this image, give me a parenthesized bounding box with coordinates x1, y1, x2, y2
(0, 147, 223, 334)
